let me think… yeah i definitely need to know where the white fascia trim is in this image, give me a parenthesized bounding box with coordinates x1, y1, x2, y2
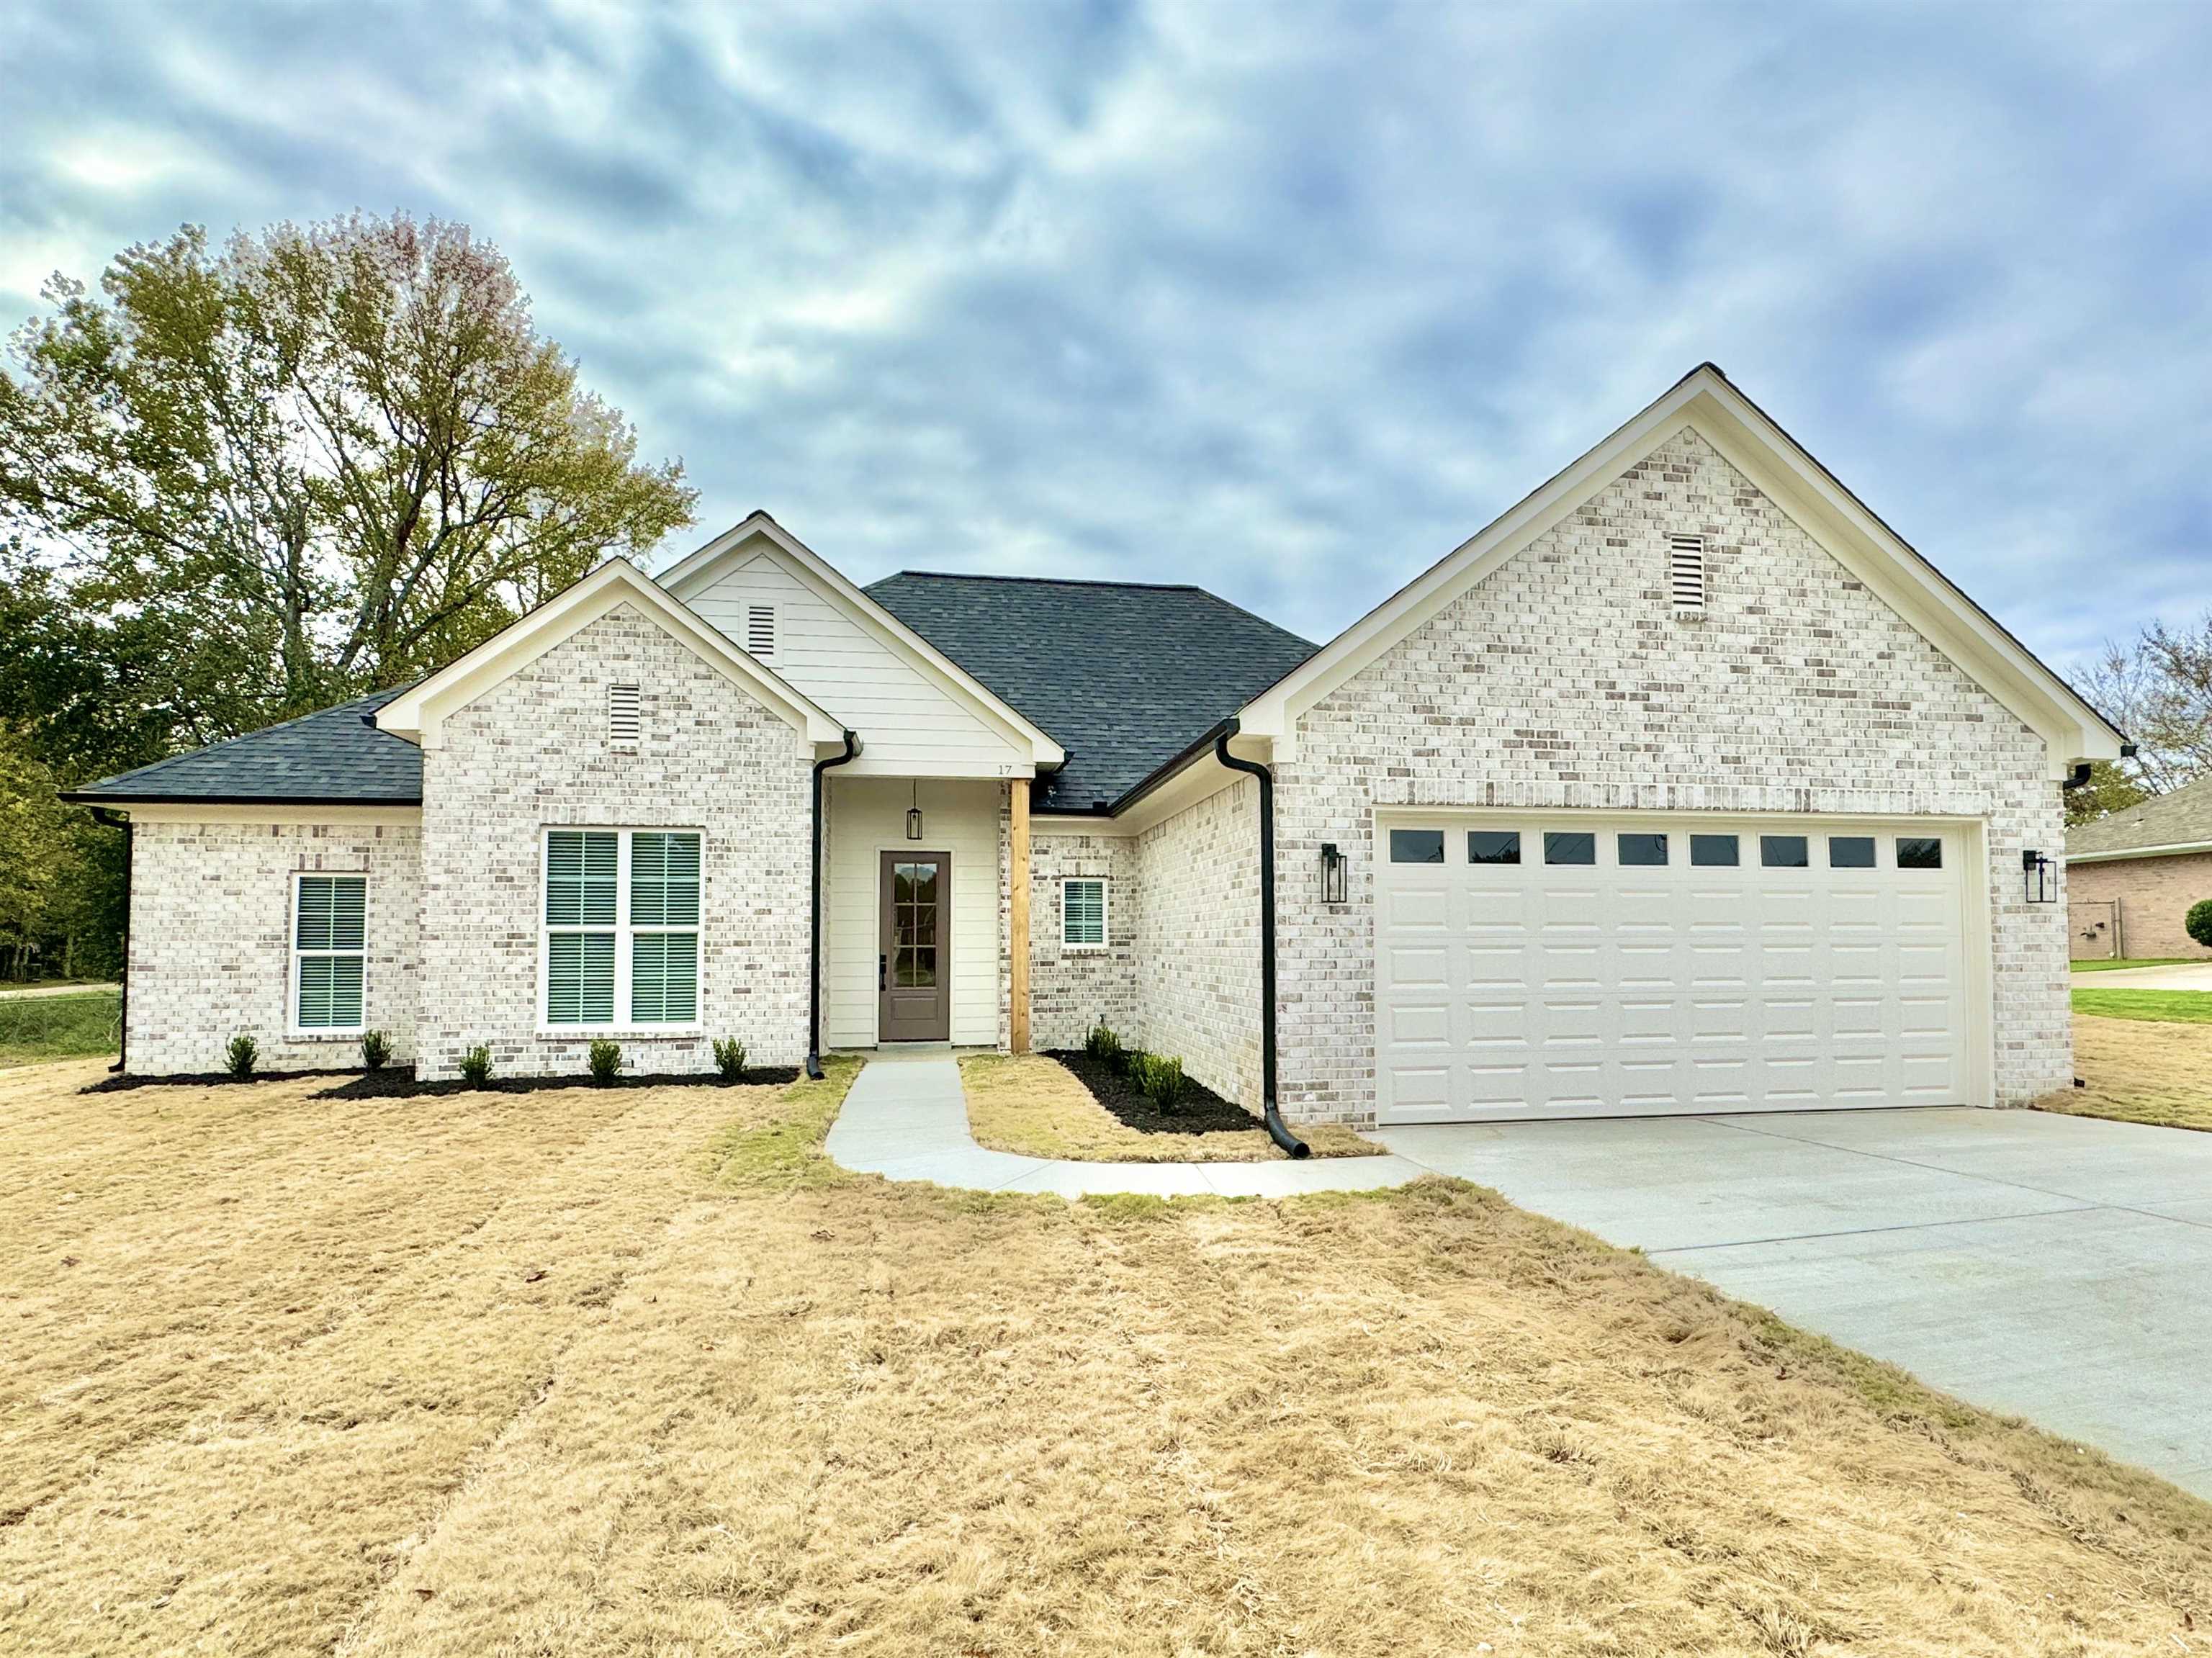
(120, 804, 422, 827)
(374, 558, 842, 749)
(660, 514, 1065, 767)
(2065, 840, 2212, 865)
(1238, 366, 2125, 780)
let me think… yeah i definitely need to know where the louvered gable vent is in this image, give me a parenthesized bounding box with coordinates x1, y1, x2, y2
(1668, 533, 1707, 613)
(608, 682, 641, 744)
(745, 605, 775, 658)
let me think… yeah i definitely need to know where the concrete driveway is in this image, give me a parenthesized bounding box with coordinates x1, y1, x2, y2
(2072, 962, 2212, 990)
(1378, 1107, 2212, 1497)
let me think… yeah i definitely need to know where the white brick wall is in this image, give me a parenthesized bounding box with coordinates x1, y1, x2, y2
(127, 819, 422, 1073)
(1275, 428, 2067, 1123)
(1130, 779, 1262, 1107)
(1028, 831, 1139, 1051)
(415, 603, 814, 1080)
(1026, 778, 1264, 1109)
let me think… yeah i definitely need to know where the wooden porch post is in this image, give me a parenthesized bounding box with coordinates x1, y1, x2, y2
(1010, 777, 1031, 1053)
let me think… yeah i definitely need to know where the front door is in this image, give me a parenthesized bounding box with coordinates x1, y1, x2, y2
(878, 850, 951, 1042)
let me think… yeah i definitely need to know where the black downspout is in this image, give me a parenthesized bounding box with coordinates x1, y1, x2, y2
(89, 806, 130, 1073)
(806, 731, 860, 1079)
(1213, 723, 1309, 1159)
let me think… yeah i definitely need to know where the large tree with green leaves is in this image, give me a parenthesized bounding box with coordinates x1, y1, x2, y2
(0, 212, 698, 735)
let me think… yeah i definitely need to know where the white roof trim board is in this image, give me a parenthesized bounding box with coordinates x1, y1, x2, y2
(660, 512, 1066, 768)
(1236, 364, 2126, 782)
(375, 558, 845, 748)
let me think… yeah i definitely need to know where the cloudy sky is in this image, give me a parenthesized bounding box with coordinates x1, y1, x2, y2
(4, 1, 2209, 667)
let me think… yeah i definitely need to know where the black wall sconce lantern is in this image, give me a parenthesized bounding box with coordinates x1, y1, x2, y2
(907, 779, 923, 841)
(1321, 842, 1347, 905)
(2023, 848, 2056, 904)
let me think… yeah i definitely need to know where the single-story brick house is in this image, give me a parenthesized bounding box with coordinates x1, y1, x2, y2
(2065, 775, 2212, 960)
(67, 366, 2125, 1127)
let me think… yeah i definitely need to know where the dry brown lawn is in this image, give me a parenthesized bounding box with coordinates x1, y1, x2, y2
(962, 1050, 1382, 1160)
(4, 1055, 2211, 1656)
(2038, 1013, 2212, 1132)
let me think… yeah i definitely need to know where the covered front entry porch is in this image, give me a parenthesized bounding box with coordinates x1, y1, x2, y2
(820, 775, 1030, 1051)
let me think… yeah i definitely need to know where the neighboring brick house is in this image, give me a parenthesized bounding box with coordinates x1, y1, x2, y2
(2065, 776, 2212, 960)
(66, 365, 2125, 1126)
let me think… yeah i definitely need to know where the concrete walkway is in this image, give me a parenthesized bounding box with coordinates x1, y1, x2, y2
(1377, 1106, 2212, 1498)
(2072, 961, 2212, 991)
(0, 981, 117, 1001)
(824, 1047, 1424, 1198)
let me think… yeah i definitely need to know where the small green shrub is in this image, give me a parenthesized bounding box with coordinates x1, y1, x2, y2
(1084, 1022, 1123, 1066)
(713, 1037, 747, 1082)
(2188, 898, 2212, 950)
(1129, 1051, 1185, 1113)
(588, 1039, 623, 1084)
(360, 1030, 392, 1070)
(225, 1034, 258, 1080)
(459, 1045, 493, 1087)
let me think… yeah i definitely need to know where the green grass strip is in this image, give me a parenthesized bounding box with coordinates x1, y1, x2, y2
(2072, 988, 2212, 1025)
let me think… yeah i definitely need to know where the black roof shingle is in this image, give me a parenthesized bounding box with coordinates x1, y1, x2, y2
(63, 689, 423, 805)
(64, 575, 1315, 814)
(867, 571, 1317, 812)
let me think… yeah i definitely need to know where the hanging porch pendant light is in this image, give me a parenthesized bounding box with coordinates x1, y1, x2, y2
(907, 778, 923, 841)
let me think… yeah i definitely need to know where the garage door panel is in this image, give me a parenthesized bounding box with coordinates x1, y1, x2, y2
(1377, 816, 1974, 1122)
(1383, 1002, 1452, 1047)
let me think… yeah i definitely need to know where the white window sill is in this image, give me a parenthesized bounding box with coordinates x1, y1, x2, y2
(534, 1026, 705, 1040)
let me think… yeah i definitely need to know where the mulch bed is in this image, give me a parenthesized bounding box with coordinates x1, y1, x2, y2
(85, 1064, 799, 1097)
(1043, 1048, 1264, 1137)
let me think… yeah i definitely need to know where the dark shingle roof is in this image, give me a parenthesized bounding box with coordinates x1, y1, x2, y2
(63, 690, 423, 806)
(868, 571, 1317, 812)
(2068, 775, 2212, 857)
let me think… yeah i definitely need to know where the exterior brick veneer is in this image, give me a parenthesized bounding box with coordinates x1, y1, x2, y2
(2066, 852, 2212, 961)
(1273, 428, 2067, 1124)
(415, 604, 812, 1080)
(127, 819, 422, 1073)
(1028, 831, 1138, 1051)
(1027, 778, 1263, 1109)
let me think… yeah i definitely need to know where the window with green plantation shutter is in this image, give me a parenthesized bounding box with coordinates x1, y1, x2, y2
(545, 829, 619, 1024)
(629, 832, 700, 1022)
(294, 874, 367, 1030)
(541, 828, 702, 1027)
(1062, 878, 1107, 949)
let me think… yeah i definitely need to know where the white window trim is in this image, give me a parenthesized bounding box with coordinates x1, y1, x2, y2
(290, 870, 369, 1038)
(537, 826, 706, 1036)
(1061, 875, 1109, 952)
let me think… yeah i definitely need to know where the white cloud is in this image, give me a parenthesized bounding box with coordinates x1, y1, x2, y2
(4, 0, 2210, 664)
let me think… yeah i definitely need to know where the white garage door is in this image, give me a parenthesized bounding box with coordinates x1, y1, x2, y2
(1375, 816, 1975, 1123)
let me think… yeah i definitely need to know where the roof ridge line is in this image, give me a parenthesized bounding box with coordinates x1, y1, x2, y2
(873, 569, 1210, 595)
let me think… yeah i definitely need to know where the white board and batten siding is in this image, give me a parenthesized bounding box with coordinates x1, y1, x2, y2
(681, 549, 1031, 778)
(824, 778, 1003, 1049)
(1375, 812, 1983, 1124)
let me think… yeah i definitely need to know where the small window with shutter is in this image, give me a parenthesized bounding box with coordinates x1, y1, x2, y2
(1668, 533, 1707, 614)
(745, 605, 776, 659)
(608, 683, 641, 746)
(294, 873, 368, 1032)
(1061, 878, 1107, 950)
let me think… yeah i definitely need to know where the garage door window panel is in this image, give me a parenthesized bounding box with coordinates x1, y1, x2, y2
(1829, 835, 1877, 869)
(1691, 834, 1740, 867)
(1761, 834, 1809, 868)
(1897, 837, 1943, 870)
(1543, 832, 1596, 866)
(1389, 829, 1446, 864)
(1617, 832, 1668, 867)
(1467, 831, 1521, 865)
